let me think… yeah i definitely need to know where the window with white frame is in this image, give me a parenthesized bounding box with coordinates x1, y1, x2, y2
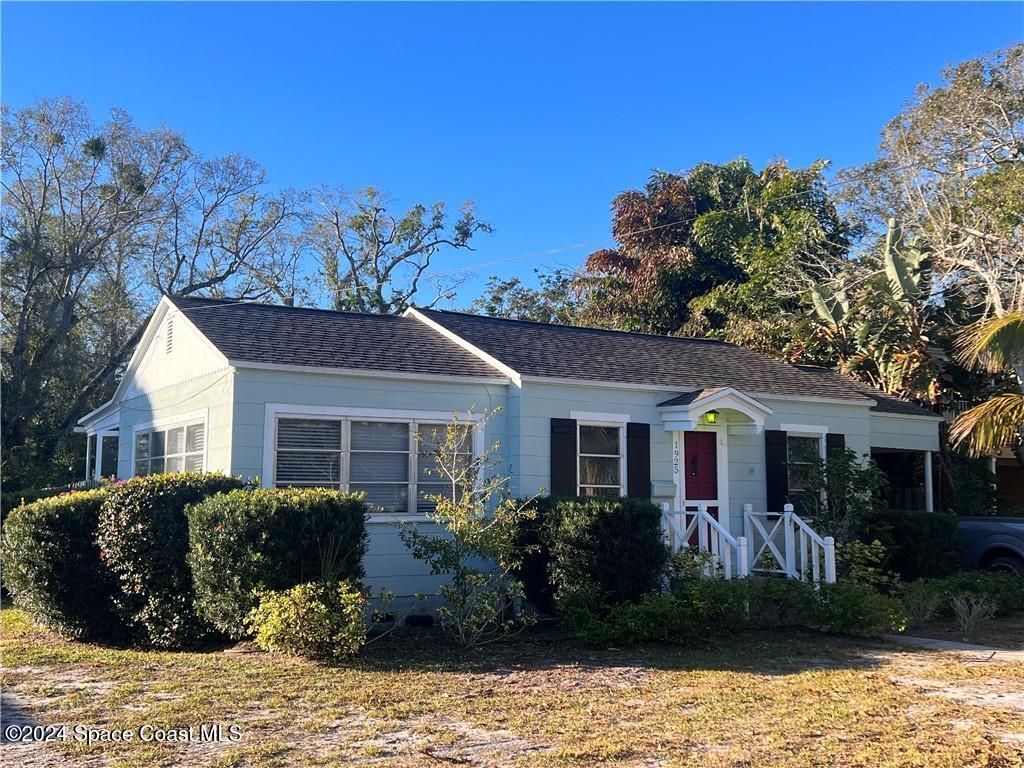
(577, 423, 624, 497)
(787, 433, 824, 515)
(134, 421, 205, 476)
(272, 417, 473, 515)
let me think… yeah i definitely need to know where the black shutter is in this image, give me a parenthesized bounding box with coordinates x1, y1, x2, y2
(826, 432, 845, 459)
(550, 418, 577, 497)
(626, 422, 651, 498)
(765, 430, 788, 512)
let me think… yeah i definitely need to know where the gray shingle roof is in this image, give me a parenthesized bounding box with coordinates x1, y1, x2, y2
(170, 297, 507, 379)
(792, 366, 939, 417)
(418, 309, 876, 402)
(657, 388, 729, 408)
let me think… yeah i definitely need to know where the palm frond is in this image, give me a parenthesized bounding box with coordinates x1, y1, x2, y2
(949, 393, 1024, 456)
(955, 312, 1024, 372)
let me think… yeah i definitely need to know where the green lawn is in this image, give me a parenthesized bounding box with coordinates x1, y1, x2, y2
(2, 607, 1022, 768)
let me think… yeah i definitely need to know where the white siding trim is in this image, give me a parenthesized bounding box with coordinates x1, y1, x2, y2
(870, 411, 944, 422)
(570, 410, 631, 424)
(780, 423, 830, 436)
(230, 360, 510, 386)
(132, 408, 210, 434)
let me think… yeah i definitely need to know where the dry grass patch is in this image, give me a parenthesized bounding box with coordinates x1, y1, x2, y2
(1, 608, 1022, 767)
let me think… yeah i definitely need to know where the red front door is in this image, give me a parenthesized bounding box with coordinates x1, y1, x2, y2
(684, 432, 719, 537)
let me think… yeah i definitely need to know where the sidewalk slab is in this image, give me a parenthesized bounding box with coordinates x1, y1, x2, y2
(885, 634, 1024, 662)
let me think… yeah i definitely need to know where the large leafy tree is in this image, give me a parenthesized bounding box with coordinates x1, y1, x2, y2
(1, 99, 301, 486)
(579, 159, 851, 354)
(841, 44, 1023, 320)
(469, 269, 579, 325)
(308, 186, 491, 314)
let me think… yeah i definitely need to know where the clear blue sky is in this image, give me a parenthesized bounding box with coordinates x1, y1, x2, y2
(4, 2, 1021, 306)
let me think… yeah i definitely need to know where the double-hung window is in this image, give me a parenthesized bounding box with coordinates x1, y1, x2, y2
(577, 423, 624, 497)
(134, 421, 205, 476)
(786, 433, 825, 515)
(272, 416, 474, 516)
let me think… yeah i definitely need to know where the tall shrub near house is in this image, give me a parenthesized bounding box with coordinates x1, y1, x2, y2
(401, 415, 537, 647)
(515, 496, 668, 620)
(1, 489, 120, 641)
(188, 488, 368, 639)
(97, 473, 244, 648)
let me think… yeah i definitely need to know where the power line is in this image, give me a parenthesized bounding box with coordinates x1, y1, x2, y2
(422, 155, 1003, 279)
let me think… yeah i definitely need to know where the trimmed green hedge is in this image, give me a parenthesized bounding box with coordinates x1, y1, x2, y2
(515, 496, 668, 613)
(882, 510, 962, 580)
(188, 488, 368, 639)
(1, 489, 120, 641)
(97, 473, 245, 648)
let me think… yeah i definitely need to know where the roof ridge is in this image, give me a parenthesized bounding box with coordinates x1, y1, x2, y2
(420, 307, 733, 346)
(169, 295, 412, 321)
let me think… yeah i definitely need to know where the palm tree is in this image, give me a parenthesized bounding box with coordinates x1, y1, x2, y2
(950, 312, 1024, 456)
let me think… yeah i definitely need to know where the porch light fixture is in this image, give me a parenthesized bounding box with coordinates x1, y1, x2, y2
(704, 410, 720, 425)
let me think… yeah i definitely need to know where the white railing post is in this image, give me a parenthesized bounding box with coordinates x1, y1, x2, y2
(660, 502, 673, 552)
(742, 503, 753, 569)
(697, 503, 710, 575)
(737, 536, 749, 577)
(823, 536, 837, 583)
(783, 503, 796, 579)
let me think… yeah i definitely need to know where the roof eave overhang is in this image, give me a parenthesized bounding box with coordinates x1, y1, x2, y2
(228, 360, 510, 386)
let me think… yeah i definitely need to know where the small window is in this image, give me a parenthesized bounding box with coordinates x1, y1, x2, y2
(134, 421, 205, 477)
(349, 421, 409, 514)
(787, 434, 822, 515)
(578, 424, 622, 497)
(274, 418, 342, 486)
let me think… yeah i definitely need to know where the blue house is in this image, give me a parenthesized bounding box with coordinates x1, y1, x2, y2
(79, 297, 942, 594)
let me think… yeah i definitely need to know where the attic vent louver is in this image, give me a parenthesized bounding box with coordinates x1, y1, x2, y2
(165, 317, 174, 354)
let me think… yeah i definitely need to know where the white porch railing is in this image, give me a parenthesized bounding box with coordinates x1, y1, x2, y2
(661, 502, 749, 579)
(660, 502, 836, 584)
(742, 503, 836, 584)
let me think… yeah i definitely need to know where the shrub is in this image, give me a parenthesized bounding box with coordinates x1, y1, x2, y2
(512, 496, 558, 614)
(744, 577, 820, 629)
(401, 415, 535, 647)
(245, 581, 367, 660)
(950, 594, 996, 639)
(564, 575, 905, 647)
(835, 539, 900, 593)
(903, 571, 1024, 618)
(0, 489, 120, 640)
(97, 472, 244, 648)
(188, 488, 368, 639)
(815, 581, 907, 637)
(900, 580, 943, 628)
(2, 487, 70, 523)
(539, 496, 668, 608)
(883, 510, 961, 580)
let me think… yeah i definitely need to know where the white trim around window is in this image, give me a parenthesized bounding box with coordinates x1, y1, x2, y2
(131, 408, 209, 477)
(576, 418, 628, 498)
(261, 403, 485, 520)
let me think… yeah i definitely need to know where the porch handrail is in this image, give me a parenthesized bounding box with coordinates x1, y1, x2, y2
(661, 502, 749, 580)
(743, 503, 836, 584)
